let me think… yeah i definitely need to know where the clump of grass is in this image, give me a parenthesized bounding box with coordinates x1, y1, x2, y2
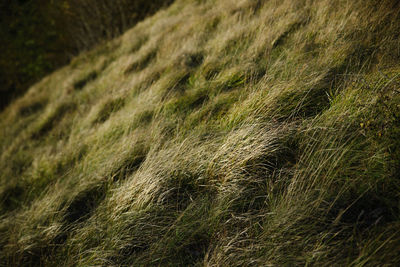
(185, 90, 240, 128)
(17, 98, 47, 117)
(128, 109, 154, 132)
(163, 87, 209, 117)
(271, 82, 331, 120)
(70, 39, 121, 69)
(31, 101, 76, 139)
(124, 49, 157, 75)
(92, 97, 125, 124)
(178, 52, 204, 68)
(109, 142, 149, 183)
(212, 70, 246, 93)
(129, 35, 149, 54)
(73, 70, 99, 90)
(271, 21, 306, 49)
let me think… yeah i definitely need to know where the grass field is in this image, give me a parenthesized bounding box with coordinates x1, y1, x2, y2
(1, 0, 400, 265)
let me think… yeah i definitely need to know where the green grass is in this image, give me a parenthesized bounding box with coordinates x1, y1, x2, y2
(1, 0, 400, 266)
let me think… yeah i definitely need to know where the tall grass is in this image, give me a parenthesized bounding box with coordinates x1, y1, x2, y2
(1, 0, 400, 265)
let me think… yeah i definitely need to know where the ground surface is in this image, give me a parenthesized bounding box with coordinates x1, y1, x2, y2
(1, 0, 400, 265)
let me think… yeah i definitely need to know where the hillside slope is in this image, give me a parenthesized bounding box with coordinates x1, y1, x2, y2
(1, 0, 400, 265)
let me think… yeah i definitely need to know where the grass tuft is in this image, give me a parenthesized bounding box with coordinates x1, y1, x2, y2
(73, 70, 98, 90)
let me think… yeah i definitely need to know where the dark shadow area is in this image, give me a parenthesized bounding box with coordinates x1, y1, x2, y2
(18, 99, 48, 117)
(0, 184, 24, 213)
(124, 49, 157, 75)
(64, 185, 107, 224)
(110, 143, 149, 183)
(92, 98, 125, 124)
(31, 102, 76, 139)
(0, 0, 175, 112)
(73, 71, 98, 91)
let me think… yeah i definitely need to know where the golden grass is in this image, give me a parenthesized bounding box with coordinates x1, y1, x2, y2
(1, 0, 400, 265)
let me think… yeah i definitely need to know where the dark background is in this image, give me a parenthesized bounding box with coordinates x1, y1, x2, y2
(0, 0, 173, 111)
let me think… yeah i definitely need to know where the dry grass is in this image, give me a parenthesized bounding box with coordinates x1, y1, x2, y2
(1, 0, 400, 265)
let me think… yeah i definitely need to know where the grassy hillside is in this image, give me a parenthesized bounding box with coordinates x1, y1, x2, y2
(1, 0, 400, 265)
(0, 0, 173, 111)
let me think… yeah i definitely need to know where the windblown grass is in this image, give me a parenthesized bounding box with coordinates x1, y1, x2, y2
(1, 0, 400, 265)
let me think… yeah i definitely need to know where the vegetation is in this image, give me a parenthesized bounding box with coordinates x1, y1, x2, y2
(1, 0, 400, 265)
(0, 0, 173, 110)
